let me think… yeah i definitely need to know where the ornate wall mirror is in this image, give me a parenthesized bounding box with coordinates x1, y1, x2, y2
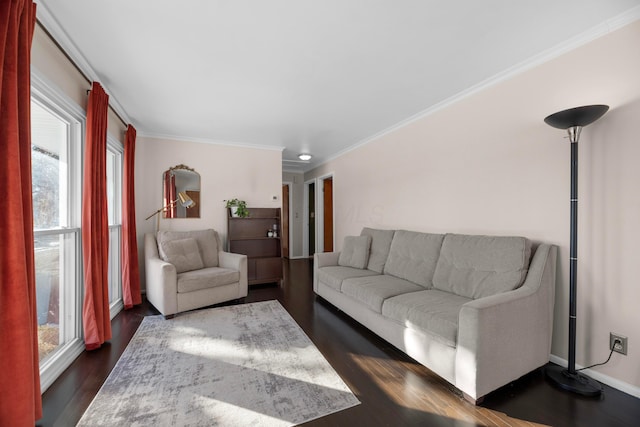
(162, 164, 201, 218)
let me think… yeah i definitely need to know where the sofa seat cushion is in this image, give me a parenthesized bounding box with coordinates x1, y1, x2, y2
(433, 234, 532, 299)
(382, 289, 472, 348)
(317, 266, 380, 291)
(177, 267, 240, 293)
(383, 230, 444, 288)
(341, 275, 424, 313)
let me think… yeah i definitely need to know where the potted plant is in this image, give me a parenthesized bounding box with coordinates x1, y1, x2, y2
(224, 199, 249, 218)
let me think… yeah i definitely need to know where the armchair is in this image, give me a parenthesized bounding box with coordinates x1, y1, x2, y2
(144, 229, 248, 318)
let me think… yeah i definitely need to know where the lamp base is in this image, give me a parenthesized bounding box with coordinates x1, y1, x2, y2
(545, 365, 602, 397)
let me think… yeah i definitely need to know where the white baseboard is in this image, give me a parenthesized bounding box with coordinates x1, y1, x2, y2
(549, 354, 640, 399)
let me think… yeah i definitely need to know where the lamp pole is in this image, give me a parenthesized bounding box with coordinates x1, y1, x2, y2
(568, 128, 579, 375)
(543, 104, 608, 397)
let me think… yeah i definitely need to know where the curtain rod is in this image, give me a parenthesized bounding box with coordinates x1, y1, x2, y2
(36, 19, 128, 128)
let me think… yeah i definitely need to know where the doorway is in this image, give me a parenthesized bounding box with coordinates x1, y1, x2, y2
(314, 173, 335, 254)
(304, 174, 334, 257)
(322, 177, 333, 252)
(308, 182, 315, 256)
(281, 183, 291, 259)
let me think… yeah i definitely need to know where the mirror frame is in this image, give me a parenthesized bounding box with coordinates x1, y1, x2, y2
(163, 164, 201, 219)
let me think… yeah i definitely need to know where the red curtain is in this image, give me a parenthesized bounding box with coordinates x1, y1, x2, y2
(163, 171, 177, 218)
(121, 125, 141, 309)
(0, 0, 42, 424)
(82, 82, 111, 350)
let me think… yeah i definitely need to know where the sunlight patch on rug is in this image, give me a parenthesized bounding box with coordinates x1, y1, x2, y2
(77, 300, 359, 426)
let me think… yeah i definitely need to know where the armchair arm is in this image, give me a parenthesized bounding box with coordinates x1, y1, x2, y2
(219, 251, 248, 298)
(313, 251, 340, 291)
(455, 244, 557, 401)
(144, 233, 178, 316)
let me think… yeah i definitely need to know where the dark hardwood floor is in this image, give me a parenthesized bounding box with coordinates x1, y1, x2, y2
(39, 259, 640, 427)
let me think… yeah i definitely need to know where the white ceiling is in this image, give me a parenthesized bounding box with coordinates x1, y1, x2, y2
(37, 1, 640, 172)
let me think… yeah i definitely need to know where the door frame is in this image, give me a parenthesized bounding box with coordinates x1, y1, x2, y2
(303, 178, 315, 258)
(316, 172, 335, 254)
(282, 181, 293, 259)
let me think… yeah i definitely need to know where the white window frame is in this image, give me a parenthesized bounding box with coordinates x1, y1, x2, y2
(31, 68, 85, 393)
(107, 134, 124, 318)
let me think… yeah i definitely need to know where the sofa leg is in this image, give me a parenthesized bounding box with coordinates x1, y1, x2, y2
(463, 393, 483, 406)
(164, 314, 175, 320)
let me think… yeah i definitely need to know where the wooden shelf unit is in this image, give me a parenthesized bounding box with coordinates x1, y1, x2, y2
(227, 207, 283, 286)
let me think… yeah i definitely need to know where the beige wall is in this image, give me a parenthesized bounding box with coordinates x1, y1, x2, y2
(282, 171, 305, 257)
(307, 22, 640, 394)
(135, 136, 282, 250)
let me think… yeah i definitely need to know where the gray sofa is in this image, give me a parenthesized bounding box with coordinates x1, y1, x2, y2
(145, 229, 248, 318)
(314, 228, 557, 403)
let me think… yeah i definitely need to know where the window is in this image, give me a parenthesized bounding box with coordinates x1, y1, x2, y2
(31, 75, 84, 392)
(31, 71, 126, 392)
(107, 138, 124, 317)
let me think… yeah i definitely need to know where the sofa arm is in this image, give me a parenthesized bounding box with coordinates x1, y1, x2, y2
(455, 244, 557, 401)
(219, 251, 248, 298)
(144, 233, 178, 316)
(313, 251, 340, 291)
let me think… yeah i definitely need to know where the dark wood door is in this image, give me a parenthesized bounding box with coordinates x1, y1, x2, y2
(282, 184, 290, 258)
(323, 177, 333, 252)
(185, 190, 200, 218)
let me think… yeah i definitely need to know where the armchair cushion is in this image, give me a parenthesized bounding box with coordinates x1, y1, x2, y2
(157, 229, 219, 267)
(338, 235, 371, 269)
(159, 237, 204, 273)
(177, 267, 241, 293)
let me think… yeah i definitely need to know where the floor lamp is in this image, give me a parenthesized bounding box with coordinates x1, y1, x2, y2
(543, 104, 609, 396)
(145, 191, 197, 231)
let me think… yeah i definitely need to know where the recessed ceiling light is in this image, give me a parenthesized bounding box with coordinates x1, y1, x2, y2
(298, 153, 312, 161)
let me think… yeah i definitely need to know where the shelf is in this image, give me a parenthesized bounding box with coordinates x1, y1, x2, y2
(229, 216, 279, 220)
(228, 207, 280, 219)
(228, 207, 282, 286)
(229, 237, 281, 241)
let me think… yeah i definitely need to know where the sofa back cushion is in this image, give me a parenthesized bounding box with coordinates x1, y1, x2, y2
(383, 230, 444, 288)
(360, 228, 395, 273)
(159, 237, 204, 273)
(338, 235, 371, 269)
(157, 229, 220, 268)
(433, 234, 532, 299)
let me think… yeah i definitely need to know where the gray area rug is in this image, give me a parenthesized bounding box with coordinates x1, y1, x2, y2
(77, 300, 359, 426)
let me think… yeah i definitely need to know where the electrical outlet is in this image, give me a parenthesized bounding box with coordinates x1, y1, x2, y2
(610, 333, 628, 355)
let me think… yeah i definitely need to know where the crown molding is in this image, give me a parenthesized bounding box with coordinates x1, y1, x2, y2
(138, 132, 286, 152)
(36, 2, 133, 126)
